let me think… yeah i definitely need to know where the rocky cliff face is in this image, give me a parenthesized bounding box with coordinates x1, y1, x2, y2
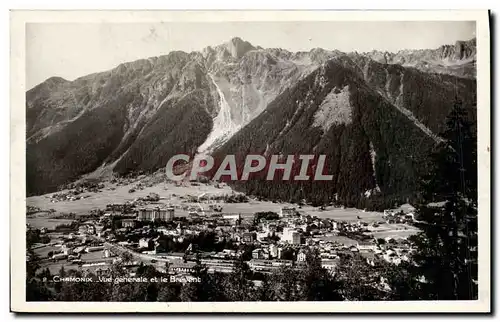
(361, 38, 476, 78)
(26, 37, 477, 202)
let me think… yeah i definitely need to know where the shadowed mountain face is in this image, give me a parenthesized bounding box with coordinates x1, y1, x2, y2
(212, 56, 475, 208)
(26, 37, 476, 207)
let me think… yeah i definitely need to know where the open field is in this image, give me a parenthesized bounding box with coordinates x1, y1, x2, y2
(27, 217, 75, 230)
(182, 200, 284, 217)
(299, 205, 385, 222)
(370, 228, 420, 239)
(27, 181, 297, 220)
(26, 181, 234, 215)
(367, 222, 420, 239)
(34, 245, 60, 259)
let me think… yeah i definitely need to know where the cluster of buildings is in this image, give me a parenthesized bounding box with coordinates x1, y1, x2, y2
(33, 196, 419, 281)
(46, 234, 109, 264)
(137, 207, 175, 222)
(121, 204, 415, 270)
(48, 191, 90, 203)
(47, 184, 104, 203)
(383, 203, 417, 224)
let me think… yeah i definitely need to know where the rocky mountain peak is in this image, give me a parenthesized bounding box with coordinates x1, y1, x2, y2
(45, 76, 68, 84)
(453, 37, 476, 60)
(26, 36, 477, 200)
(224, 37, 256, 59)
(358, 38, 477, 78)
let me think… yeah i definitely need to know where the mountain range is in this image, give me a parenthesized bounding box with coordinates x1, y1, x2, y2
(26, 37, 477, 208)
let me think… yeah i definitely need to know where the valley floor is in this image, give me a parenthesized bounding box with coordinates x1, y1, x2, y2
(26, 179, 419, 240)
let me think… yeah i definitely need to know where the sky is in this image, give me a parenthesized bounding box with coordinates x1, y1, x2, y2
(26, 21, 476, 89)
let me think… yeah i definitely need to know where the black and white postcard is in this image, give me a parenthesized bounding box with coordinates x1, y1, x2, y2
(10, 10, 491, 313)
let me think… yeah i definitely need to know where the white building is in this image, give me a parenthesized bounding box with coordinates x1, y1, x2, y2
(137, 207, 174, 222)
(291, 231, 301, 245)
(139, 238, 152, 249)
(61, 245, 73, 255)
(382, 250, 401, 265)
(86, 246, 104, 253)
(269, 244, 279, 258)
(297, 249, 307, 262)
(277, 247, 283, 259)
(357, 241, 378, 252)
(321, 259, 340, 275)
(281, 227, 291, 243)
(223, 214, 241, 224)
(282, 227, 302, 245)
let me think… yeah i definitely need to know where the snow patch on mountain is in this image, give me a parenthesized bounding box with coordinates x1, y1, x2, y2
(197, 74, 241, 154)
(369, 141, 381, 193)
(391, 73, 443, 143)
(369, 141, 377, 174)
(312, 85, 352, 132)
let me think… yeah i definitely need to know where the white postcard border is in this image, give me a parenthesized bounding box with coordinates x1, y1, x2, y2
(10, 9, 491, 313)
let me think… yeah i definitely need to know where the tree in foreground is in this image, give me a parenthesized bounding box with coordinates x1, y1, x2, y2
(404, 99, 478, 300)
(297, 249, 343, 301)
(266, 249, 342, 301)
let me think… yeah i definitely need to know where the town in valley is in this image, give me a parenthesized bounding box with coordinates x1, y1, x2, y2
(27, 174, 426, 290)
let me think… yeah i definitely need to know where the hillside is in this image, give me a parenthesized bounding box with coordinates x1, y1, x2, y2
(26, 37, 477, 205)
(212, 56, 444, 208)
(27, 52, 216, 195)
(26, 38, 317, 195)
